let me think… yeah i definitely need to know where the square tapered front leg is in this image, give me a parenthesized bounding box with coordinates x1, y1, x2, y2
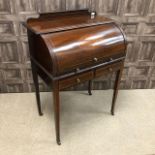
(88, 80, 93, 96)
(111, 65, 123, 116)
(53, 80, 61, 145)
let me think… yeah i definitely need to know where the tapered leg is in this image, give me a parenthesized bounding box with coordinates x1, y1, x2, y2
(53, 80, 61, 145)
(111, 68, 123, 115)
(31, 61, 43, 116)
(88, 80, 92, 95)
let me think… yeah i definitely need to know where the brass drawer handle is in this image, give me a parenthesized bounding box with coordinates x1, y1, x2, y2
(76, 78, 81, 83)
(109, 68, 113, 72)
(110, 58, 113, 61)
(93, 57, 98, 62)
(76, 68, 80, 72)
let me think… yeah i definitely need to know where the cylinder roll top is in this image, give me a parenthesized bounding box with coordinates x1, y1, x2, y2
(42, 23, 126, 75)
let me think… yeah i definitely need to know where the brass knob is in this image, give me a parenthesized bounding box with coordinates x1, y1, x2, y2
(110, 58, 113, 61)
(76, 78, 81, 83)
(109, 68, 113, 72)
(93, 57, 98, 62)
(76, 68, 80, 72)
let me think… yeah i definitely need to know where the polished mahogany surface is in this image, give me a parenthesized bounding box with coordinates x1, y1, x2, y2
(24, 10, 126, 76)
(24, 9, 127, 76)
(42, 23, 125, 75)
(25, 10, 113, 34)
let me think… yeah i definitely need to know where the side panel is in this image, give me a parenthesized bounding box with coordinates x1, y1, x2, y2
(34, 35, 54, 73)
(28, 30, 53, 74)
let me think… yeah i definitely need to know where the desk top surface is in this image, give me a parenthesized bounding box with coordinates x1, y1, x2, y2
(24, 10, 113, 34)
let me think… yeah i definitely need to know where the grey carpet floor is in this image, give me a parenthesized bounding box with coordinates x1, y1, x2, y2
(0, 90, 155, 155)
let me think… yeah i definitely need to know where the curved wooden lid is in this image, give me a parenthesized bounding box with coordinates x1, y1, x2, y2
(42, 23, 126, 74)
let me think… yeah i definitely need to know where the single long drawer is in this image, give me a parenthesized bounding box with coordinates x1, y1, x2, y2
(95, 61, 123, 78)
(59, 71, 94, 90)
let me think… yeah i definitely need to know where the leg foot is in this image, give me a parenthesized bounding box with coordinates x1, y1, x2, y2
(111, 110, 114, 116)
(39, 112, 43, 116)
(57, 140, 61, 145)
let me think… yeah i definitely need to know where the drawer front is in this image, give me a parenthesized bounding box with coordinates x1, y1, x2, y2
(59, 71, 94, 90)
(95, 61, 123, 78)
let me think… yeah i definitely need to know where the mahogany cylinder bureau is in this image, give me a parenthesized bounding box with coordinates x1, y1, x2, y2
(23, 9, 127, 145)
